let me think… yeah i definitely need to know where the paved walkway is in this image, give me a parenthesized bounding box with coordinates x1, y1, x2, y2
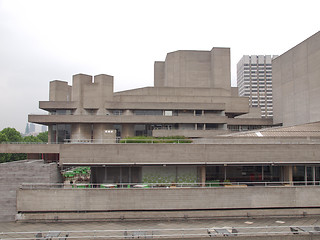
(1, 217, 320, 239)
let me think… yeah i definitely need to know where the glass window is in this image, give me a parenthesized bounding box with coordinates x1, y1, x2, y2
(51, 124, 71, 143)
(112, 110, 123, 115)
(134, 110, 163, 115)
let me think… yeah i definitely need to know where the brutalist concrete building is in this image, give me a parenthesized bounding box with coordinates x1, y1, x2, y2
(1, 34, 320, 222)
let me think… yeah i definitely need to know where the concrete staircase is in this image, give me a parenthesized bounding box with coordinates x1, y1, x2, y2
(0, 160, 62, 222)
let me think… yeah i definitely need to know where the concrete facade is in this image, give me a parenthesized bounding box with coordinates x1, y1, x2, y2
(273, 31, 320, 126)
(154, 48, 230, 90)
(3, 40, 320, 223)
(17, 186, 320, 221)
(55, 143, 320, 166)
(30, 47, 272, 142)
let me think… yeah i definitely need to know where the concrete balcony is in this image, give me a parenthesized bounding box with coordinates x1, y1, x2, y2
(58, 143, 320, 166)
(39, 101, 77, 110)
(28, 114, 228, 125)
(104, 102, 226, 110)
(227, 118, 273, 126)
(0, 144, 59, 154)
(2, 142, 320, 166)
(17, 186, 320, 221)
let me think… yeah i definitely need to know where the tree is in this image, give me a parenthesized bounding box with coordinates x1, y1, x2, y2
(0, 128, 23, 143)
(0, 127, 25, 162)
(23, 135, 41, 143)
(37, 131, 48, 143)
(0, 132, 8, 143)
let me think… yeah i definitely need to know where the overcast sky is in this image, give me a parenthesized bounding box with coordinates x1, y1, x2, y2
(0, 0, 319, 133)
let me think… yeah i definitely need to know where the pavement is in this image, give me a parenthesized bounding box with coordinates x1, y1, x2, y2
(1, 216, 320, 239)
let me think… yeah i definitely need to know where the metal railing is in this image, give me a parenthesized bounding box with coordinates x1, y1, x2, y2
(64, 138, 193, 144)
(1, 225, 320, 239)
(19, 181, 320, 190)
(0, 139, 193, 144)
(2, 142, 50, 144)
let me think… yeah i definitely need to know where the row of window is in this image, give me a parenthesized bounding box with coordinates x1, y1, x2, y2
(244, 64, 272, 66)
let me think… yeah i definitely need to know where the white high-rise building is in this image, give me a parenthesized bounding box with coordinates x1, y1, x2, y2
(237, 55, 278, 118)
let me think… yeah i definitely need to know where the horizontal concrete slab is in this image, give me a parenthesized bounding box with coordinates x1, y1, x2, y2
(17, 186, 320, 212)
(59, 143, 320, 165)
(0, 144, 59, 154)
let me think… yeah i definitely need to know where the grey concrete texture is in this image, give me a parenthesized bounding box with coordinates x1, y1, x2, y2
(17, 186, 320, 213)
(273, 31, 320, 126)
(3, 217, 320, 240)
(57, 143, 320, 165)
(0, 144, 59, 153)
(17, 208, 320, 222)
(1, 142, 320, 165)
(115, 86, 232, 97)
(28, 114, 229, 124)
(0, 160, 62, 222)
(154, 48, 231, 90)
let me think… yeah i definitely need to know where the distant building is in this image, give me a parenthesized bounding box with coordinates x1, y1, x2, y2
(29, 123, 35, 133)
(24, 123, 30, 135)
(237, 55, 278, 118)
(41, 125, 47, 132)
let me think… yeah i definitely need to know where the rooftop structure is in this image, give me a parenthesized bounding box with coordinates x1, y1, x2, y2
(30, 47, 272, 144)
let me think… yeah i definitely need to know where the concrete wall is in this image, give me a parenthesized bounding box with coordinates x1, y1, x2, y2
(0, 144, 59, 154)
(29, 114, 229, 125)
(211, 47, 231, 90)
(49, 80, 71, 101)
(273, 31, 320, 126)
(154, 48, 231, 91)
(17, 186, 320, 213)
(154, 61, 165, 87)
(58, 143, 320, 165)
(0, 160, 61, 222)
(115, 86, 232, 97)
(2, 141, 320, 166)
(72, 74, 114, 115)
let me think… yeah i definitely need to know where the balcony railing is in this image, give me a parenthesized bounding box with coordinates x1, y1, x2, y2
(64, 138, 193, 144)
(20, 181, 320, 190)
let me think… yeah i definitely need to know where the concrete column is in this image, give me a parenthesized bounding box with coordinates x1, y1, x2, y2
(122, 124, 135, 138)
(283, 166, 293, 183)
(71, 124, 92, 142)
(200, 166, 206, 187)
(49, 81, 70, 101)
(305, 166, 308, 186)
(94, 74, 114, 115)
(123, 110, 133, 116)
(72, 74, 92, 115)
(93, 124, 115, 143)
(48, 125, 53, 144)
